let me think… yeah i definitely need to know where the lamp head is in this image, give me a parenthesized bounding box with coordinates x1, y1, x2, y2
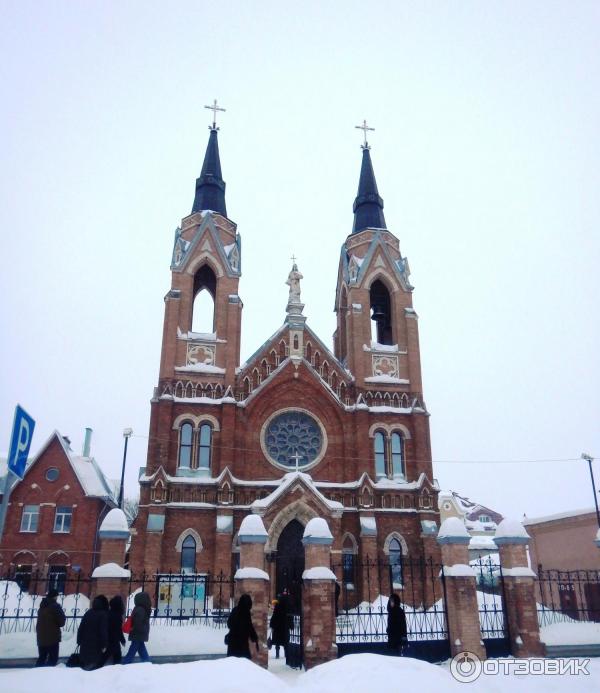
(123, 427, 133, 438)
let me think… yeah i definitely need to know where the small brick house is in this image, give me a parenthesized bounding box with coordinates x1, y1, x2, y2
(129, 124, 442, 603)
(0, 430, 117, 590)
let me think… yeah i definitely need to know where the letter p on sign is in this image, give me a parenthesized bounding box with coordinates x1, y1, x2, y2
(8, 405, 35, 480)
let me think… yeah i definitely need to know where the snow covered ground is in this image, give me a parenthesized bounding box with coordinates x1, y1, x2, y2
(541, 622, 600, 646)
(0, 653, 599, 693)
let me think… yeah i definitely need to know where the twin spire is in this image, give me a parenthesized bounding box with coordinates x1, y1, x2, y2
(191, 108, 386, 235)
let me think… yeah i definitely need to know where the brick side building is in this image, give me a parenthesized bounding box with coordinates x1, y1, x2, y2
(0, 431, 117, 589)
(129, 124, 442, 602)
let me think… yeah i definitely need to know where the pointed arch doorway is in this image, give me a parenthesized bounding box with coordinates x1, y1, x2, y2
(276, 519, 305, 610)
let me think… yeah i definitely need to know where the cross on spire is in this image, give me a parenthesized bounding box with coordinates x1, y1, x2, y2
(355, 119, 375, 149)
(290, 254, 297, 264)
(204, 99, 226, 130)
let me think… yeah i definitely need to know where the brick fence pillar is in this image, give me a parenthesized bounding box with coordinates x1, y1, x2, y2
(91, 508, 131, 599)
(302, 517, 337, 669)
(235, 514, 269, 669)
(495, 519, 545, 658)
(437, 518, 486, 660)
(213, 512, 233, 608)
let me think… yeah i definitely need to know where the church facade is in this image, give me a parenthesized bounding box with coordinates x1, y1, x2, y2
(129, 120, 441, 601)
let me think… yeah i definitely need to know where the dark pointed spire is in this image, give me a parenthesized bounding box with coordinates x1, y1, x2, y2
(352, 145, 386, 234)
(192, 127, 227, 217)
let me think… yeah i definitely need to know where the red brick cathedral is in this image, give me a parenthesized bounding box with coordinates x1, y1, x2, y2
(130, 120, 441, 597)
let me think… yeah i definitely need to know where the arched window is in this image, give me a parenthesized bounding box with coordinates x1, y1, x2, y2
(178, 422, 193, 468)
(389, 538, 403, 586)
(181, 535, 196, 573)
(391, 432, 404, 478)
(192, 265, 217, 334)
(197, 423, 212, 470)
(374, 432, 386, 478)
(370, 279, 393, 345)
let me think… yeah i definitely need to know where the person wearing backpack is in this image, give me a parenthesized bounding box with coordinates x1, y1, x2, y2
(122, 591, 152, 663)
(35, 589, 66, 666)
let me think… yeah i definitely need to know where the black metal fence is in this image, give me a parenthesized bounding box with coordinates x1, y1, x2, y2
(332, 556, 450, 663)
(472, 556, 510, 658)
(536, 567, 600, 627)
(0, 570, 235, 635)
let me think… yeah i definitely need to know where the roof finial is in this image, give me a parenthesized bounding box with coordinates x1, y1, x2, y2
(355, 119, 375, 150)
(204, 99, 226, 131)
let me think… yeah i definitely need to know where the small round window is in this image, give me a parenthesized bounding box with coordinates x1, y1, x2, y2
(45, 468, 59, 482)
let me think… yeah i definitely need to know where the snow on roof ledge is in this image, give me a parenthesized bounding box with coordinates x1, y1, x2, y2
(303, 517, 333, 544)
(437, 517, 470, 544)
(91, 562, 131, 579)
(494, 518, 530, 545)
(99, 508, 130, 538)
(238, 514, 268, 543)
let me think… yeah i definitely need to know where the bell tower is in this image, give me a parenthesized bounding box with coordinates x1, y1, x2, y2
(333, 126, 424, 396)
(158, 108, 242, 393)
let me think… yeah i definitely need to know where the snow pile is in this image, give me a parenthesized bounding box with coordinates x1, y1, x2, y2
(303, 517, 333, 541)
(238, 514, 268, 538)
(442, 564, 475, 577)
(302, 567, 337, 581)
(99, 508, 129, 534)
(495, 518, 530, 540)
(437, 517, 470, 539)
(235, 567, 269, 580)
(541, 620, 600, 645)
(91, 563, 131, 579)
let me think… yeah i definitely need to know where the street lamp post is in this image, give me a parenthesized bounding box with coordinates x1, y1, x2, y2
(582, 453, 600, 529)
(119, 428, 133, 510)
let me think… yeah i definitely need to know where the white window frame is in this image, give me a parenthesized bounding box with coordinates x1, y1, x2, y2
(20, 505, 39, 533)
(53, 506, 72, 533)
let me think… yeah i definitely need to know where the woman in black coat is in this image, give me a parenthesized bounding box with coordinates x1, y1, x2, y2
(77, 595, 109, 670)
(269, 598, 289, 659)
(226, 593, 258, 659)
(387, 593, 408, 655)
(101, 595, 126, 665)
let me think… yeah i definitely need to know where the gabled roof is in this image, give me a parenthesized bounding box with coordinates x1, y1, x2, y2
(5, 431, 117, 504)
(250, 471, 343, 514)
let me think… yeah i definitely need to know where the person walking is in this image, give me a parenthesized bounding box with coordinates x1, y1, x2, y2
(269, 597, 289, 660)
(226, 593, 258, 659)
(101, 595, 126, 665)
(77, 594, 109, 670)
(386, 593, 408, 656)
(35, 589, 66, 667)
(122, 591, 152, 664)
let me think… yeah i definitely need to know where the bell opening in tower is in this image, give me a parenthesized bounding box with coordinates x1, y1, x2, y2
(369, 279, 393, 345)
(192, 264, 217, 333)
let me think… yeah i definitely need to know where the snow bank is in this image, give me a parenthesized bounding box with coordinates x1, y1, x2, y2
(303, 518, 333, 541)
(541, 620, 600, 646)
(91, 562, 131, 578)
(238, 514, 267, 538)
(495, 518, 530, 540)
(302, 567, 337, 581)
(234, 567, 269, 580)
(437, 517, 469, 539)
(99, 508, 129, 534)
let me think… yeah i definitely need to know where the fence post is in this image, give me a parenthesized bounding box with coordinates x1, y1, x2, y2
(235, 514, 269, 669)
(437, 518, 486, 660)
(302, 517, 337, 669)
(91, 508, 131, 600)
(494, 519, 545, 657)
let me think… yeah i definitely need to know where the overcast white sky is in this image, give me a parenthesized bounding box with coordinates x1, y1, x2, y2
(1, 1, 599, 521)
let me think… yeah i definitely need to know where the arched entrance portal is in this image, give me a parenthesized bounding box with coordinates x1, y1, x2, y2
(276, 519, 305, 609)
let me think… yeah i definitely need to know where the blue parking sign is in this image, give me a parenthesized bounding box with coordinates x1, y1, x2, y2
(8, 405, 35, 480)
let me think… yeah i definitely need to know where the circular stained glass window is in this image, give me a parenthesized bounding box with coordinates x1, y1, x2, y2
(263, 410, 324, 469)
(45, 468, 59, 482)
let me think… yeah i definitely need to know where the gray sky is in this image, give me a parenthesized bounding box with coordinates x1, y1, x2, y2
(1, 1, 599, 521)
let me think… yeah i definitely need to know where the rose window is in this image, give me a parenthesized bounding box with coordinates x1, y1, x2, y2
(264, 411, 324, 469)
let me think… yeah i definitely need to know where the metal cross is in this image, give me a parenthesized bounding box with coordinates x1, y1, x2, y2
(290, 254, 297, 264)
(204, 99, 226, 129)
(289, 451, 303, 472)
(355, 119, 375, 149)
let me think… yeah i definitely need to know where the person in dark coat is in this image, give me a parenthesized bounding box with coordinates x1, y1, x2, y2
(387, 593, 408, 655)
(226, 593, 258, 659)
(122, 591, 152, 663)
(35, 589, 66, 666)
(269, 597, 290, 659)
(77, 594, 109, 670)
(101, 595, 126, 665)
